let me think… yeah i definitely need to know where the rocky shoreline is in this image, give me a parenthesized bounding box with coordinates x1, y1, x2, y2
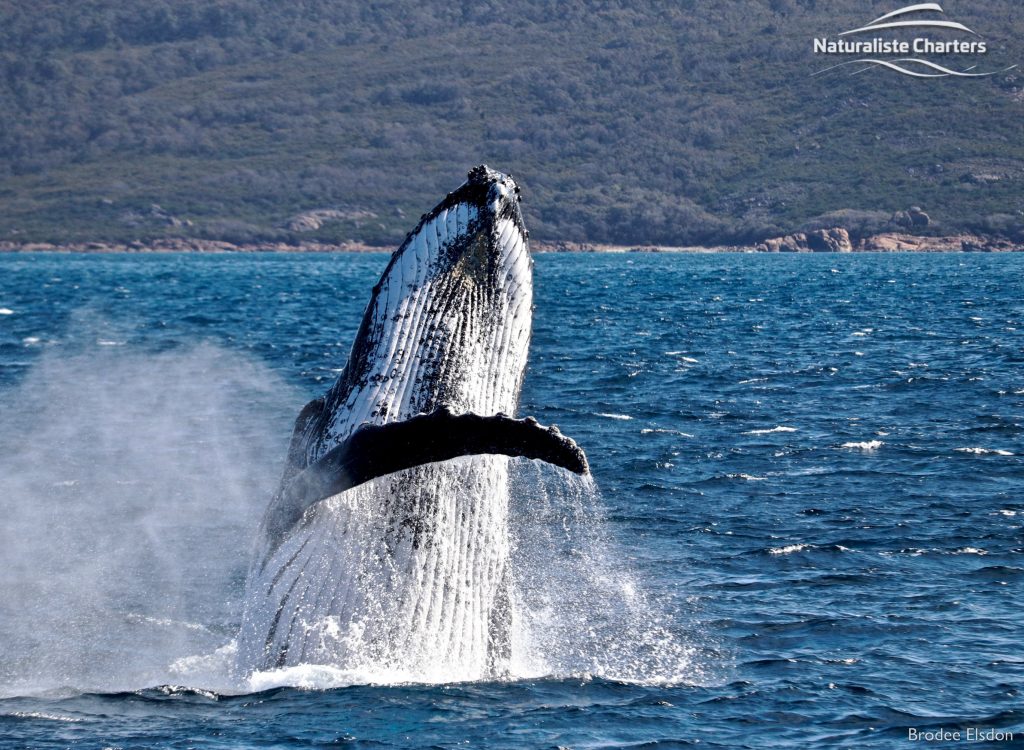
(0, 232, 1019, 254)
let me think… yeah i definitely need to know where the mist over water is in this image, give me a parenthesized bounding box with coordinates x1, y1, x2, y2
(0, 339, 293, 697)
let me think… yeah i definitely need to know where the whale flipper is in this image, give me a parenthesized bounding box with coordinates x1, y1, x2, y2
(261, 410, 588, 545)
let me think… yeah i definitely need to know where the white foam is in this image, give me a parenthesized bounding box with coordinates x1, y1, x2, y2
(744, 426, 797, 435)
(169, 642, 238, 687)
(246, 664, 412, 692)
(640, 428, 694, 437)
(0, 308, 13, 315)
(0, 342, 290, 698)
(955, 447, 1014, 456)
(596, 412, 633, 420)
(6, 711, 83, 723)
(769, 543, 810, 555)
(841, 440, 884, 451)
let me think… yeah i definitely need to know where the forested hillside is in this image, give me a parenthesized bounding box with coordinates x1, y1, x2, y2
(1, 1, 1022, 246)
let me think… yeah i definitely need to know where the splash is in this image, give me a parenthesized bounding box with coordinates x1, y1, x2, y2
(0, 342, 293, 697)
(0, 346, 699, 695)
(506, 463, 698, 685)
(237, 455, 514, 682)
(233, 458, 698, 689)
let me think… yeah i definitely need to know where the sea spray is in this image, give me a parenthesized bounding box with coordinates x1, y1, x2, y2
(0, 342, 292, 696)
(507, 463, 697, 684)
(235, 456, 700, 688)
(0, 342, 697, 693)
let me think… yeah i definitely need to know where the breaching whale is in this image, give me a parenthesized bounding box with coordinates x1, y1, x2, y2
(237, 165, 588, 678)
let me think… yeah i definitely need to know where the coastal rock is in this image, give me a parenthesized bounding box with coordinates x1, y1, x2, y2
(961, 238, 1018, 252)
(908, 206, 930, 227)
(806, 228, 852, 252)
(960, 172, 1003, 184)
(857, 233, 977, 252)
(756, 233, 804, 253)
(756, 227, 851, 253)
(860, 233, 930, 251)
(892, 207, 930, 228)
(286, 214, 325, 232)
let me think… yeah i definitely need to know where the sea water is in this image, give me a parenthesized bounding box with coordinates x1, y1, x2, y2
(0, 252, 1021, 748)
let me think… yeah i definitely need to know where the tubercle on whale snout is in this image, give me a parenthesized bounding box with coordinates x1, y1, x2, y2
(400, 165, 528, 256)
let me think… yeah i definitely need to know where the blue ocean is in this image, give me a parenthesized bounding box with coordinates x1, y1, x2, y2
(0, 252, 1021, 749)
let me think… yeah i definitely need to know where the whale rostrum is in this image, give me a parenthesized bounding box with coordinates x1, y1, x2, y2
(263, 409, 589, 547)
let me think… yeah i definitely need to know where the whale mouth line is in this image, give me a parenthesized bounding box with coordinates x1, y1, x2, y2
(264, 409, 589, 543)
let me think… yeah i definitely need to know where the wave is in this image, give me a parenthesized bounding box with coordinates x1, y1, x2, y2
(4, 711, 85, 723)
(841, 440, 884, 451)
(768, 543, 811, 555)
(955, 447, 1014, 456)
(743, 426, 797, 435)
(726, 473, 767, 481)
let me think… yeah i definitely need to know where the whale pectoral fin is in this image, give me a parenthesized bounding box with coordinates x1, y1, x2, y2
(267, 410, 589, 542)
(281, 396, 326, 482)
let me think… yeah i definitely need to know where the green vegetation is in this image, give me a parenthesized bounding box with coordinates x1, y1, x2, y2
(2, 0, 1022, 246)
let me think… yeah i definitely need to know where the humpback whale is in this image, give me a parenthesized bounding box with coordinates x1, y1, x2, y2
(237, 166, 588, 677)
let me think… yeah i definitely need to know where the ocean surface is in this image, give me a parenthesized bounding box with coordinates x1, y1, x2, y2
(0, 252, 1021, 749)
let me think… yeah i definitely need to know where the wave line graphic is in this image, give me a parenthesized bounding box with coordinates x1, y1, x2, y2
(813, 58, 1018, 78)
(839, 19, 976, 37)
(866, 3, 945, 27)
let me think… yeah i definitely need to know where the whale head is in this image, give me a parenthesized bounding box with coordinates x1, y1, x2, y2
(310, 166, 534, 461)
